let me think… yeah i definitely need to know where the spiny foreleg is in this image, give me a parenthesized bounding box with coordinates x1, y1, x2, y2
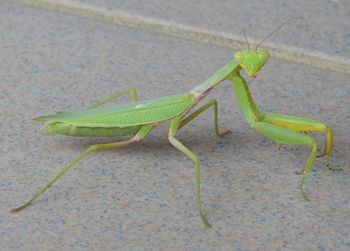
(262, 112, 340, 170)
(252, 121, 318, 201)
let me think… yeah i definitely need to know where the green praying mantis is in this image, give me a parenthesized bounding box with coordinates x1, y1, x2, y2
(12, 20, 339, 228)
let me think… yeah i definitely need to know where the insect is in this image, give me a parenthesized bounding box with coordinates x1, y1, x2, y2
(12, 20, 339, 227)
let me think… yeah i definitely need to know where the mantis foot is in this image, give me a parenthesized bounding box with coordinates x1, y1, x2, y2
(320, 155, 343, 171)
(11, 200, 33, 212)
(277, 143, 287, 151)
(295, 170, 303, 175)
(217, 130, 232, 138)
(200, 210, 211, 228)
(301, 190, 311, 202)
(300, 177, 310, 202)
(324, 162, 343, 171)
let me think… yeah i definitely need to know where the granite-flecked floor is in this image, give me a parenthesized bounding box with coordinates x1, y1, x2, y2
(1, 1, 349, 250)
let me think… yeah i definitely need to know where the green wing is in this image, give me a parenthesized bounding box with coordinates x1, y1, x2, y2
(35, 93, 195, 128)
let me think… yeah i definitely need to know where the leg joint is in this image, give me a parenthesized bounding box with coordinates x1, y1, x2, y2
(87, 145, 99, 153)
(133, 135, 143, 142)
(308, 140, 318, 150)
(168, 134, 175, 142)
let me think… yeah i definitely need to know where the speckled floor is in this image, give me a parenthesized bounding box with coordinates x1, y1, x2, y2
(1, 1, 349, 250)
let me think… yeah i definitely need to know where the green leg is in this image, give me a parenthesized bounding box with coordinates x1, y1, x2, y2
(263, 112, 332, 157)
(169, 116, 211, 228)
(253, 122, 318, 201)
(179, 99, 231, 137)
(88, 88, 138, 109)
(262, 112, 339, 170)
(12, 124, 152, 212)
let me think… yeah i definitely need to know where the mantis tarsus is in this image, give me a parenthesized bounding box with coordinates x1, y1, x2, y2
(12, 21, 339, 228)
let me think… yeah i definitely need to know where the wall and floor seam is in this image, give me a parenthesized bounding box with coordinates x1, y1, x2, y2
(10, 0, 350, 75)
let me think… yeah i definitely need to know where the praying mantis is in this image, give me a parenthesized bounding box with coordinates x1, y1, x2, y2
(12, 21, 339, 228)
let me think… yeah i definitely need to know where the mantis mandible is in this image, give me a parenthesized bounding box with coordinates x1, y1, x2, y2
(12, 21, 338, 228)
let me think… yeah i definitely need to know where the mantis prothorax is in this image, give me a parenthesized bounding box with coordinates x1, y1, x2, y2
(12, 22, 338, 228)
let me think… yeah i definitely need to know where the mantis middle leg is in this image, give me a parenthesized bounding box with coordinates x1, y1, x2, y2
(168, 116, 211, 228)
(179, 99, 231, 137)
(88, 87, 138, 108)
(12, 124, 152, 212)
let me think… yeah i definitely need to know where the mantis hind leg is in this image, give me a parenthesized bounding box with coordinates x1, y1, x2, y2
(11, 124, 152, 212)
(88, 88, 138, 109)
(169, 116, 211, 228)
(253, 122, 318, 201)
(179, 99, 231, 137)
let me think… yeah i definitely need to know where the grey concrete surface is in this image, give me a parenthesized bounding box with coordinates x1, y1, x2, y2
(1, 1, 349, 250)
(11, 0, 350, 75)
(70, 0, 350, 66)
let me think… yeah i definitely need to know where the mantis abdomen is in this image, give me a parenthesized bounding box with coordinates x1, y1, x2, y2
(47, 122, 141, 137)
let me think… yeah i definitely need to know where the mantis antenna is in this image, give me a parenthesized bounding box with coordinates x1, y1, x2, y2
(255, 17, 300, 50)
(242, 27, 250, 51)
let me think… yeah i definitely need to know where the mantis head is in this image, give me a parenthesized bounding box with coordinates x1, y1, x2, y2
(235, 18, 298, 78)
(234, 50, 269, 78)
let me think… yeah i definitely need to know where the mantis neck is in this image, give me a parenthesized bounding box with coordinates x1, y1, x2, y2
(190, 59, 237, 94)
(226, 69, 263, 124)
(190, 58, 263, 124)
